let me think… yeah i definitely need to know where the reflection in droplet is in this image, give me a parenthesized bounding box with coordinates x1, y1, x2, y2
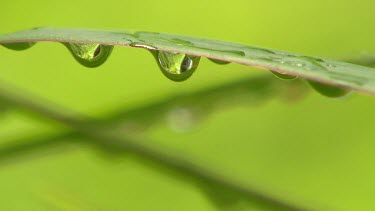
(1, 42, 35, 51)
(150, 50, 200, 82)
(63, 43, 113, 68)
(308, 80, 351, 98)
(208, 58, 230, 65)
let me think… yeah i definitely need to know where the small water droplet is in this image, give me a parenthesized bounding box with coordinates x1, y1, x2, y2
(169, 38, 193, 46)
(277, 59, 306, 68)
(327, 63, 336, 68)
(208, 58, 230, 65)
(271, 71, 298, 80)
(150, 50, 200, 82)
(129, 42, 157, 50)
(296, 63, 304, 67)
(1, 42, 35, 51)
(308, 80, 351, 98)
(63, 43, 113, 68)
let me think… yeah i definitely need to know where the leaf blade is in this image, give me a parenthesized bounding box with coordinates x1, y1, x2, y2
(1, 27, 374, 95)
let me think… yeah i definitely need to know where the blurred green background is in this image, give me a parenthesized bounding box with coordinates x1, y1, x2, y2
(1, 0, 375, 210)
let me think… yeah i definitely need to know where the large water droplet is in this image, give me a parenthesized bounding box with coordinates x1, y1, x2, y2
(208, 58, 230, 65)
(150, 50, 200, 82)
(63, 43, 113, 68)
(271, 71, 298, 80)
(1, 42, 35, 51)
(308, 80, 351, 98)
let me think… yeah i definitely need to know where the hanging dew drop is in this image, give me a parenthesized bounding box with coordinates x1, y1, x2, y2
(150, 50, 200, 82)
(1, 42, 35, 51)
(307, 80, 351, 98)
(208, 58, 230, 65)
(271, 71, 298, 80)
(63, 43, 113, 68)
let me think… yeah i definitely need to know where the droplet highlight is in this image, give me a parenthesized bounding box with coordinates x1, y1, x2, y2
(63, 43, 113, 68)
(208, 58, 230, 65)
(308, 80, 351, 98)
(1, 42, 35, 51)
(150, 50, 200, 82)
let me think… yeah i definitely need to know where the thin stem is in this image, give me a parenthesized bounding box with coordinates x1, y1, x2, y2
(0, 80, 312, 211)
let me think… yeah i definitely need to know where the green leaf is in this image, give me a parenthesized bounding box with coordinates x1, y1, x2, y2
(0, 27, 374, 95)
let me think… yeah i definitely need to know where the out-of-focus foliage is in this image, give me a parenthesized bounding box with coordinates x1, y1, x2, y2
(1, 0, 375, 211)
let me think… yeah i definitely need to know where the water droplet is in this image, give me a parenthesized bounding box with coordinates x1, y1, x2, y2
(63, 43, 113, 68)
(308, 80, 351, 98)
(296, 63, 304, 67)
(129, 42, 157, 50)
(1, 42, 35, 51)
(150, 50, 200, 82)
(277, 59, 306, 68)
(213, 49, 245, 57)
(208, 58, 230, 65)
(271, 71, 298, 80)
(169, 38, 193, 46)
(248, 46, 276, 54)
(327, 63, 336, 68)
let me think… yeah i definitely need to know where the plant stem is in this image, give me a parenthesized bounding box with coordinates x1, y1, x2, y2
(0, 81, 312, 211)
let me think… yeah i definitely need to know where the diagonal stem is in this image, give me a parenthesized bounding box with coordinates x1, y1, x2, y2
(0, 80, 312, 211)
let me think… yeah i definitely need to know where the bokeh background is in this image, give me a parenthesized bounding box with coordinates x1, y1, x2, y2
(1, 0, 375, 210)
